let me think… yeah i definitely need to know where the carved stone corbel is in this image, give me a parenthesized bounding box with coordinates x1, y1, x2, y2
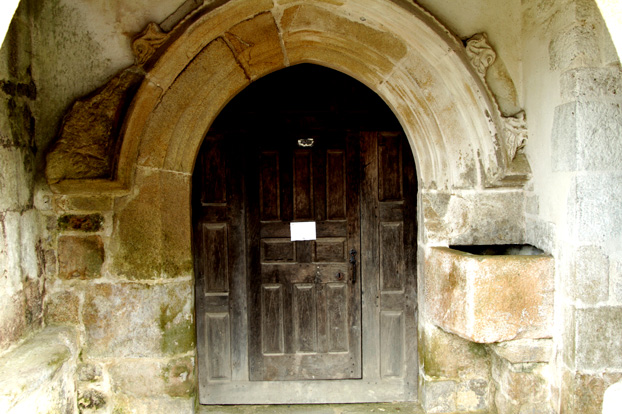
(132, 22, 169, 66)
(465, 33, 496, 79)
(503, 111, 528, 161)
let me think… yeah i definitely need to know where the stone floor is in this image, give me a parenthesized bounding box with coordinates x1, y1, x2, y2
(196, 403, 424, 414)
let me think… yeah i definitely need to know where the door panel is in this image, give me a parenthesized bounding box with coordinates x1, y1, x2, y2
(194, 131, 417, 404)
(247, 134, 361, 381)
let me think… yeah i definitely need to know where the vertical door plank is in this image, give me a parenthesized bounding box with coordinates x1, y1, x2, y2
(380, 222, 404, 292)
(260, 151, 280, 221)
(293, 150, 313, 220)
(206, 313, 232, 380)
(261, 284, 284, 355)
(293, 284, 317, 353)
(380, 310, 405, 378)
(326, 150, 347, 220)
(378, 134, 403, 201)
(326, 282, 348, 352)
(201, 223, 229, 293)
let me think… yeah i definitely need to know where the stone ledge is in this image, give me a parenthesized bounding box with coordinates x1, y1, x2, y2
(0, 326, 79, 413)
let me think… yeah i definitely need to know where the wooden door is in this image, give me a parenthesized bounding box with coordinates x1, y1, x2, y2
(246, 134, 361, 381)
(193, 131, 417, 404)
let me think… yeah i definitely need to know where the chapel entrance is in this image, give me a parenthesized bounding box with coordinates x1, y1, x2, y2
(193, 65, 418, 404)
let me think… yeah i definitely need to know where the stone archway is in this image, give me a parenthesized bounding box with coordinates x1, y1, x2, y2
(43, 0, 524, 409)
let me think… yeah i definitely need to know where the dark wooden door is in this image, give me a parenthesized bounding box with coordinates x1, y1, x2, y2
(194, 131, 417, 404)
(246, 134, 361, 381)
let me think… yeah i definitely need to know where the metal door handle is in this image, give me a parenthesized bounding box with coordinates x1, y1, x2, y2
(349, 249, 357, 284)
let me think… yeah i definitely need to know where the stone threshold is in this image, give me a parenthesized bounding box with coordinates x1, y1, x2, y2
(196, 402, 424, 414)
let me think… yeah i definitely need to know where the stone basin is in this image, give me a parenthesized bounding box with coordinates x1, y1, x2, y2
(425, 245, 554, 343)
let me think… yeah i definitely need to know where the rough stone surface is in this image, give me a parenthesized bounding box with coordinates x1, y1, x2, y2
(45, 68, 144, 183)
(562, 370, 622, 414)
(491, 353, 550, 407)
(611, 253, 622, 304)
(82, 281, 194, 358)
(549, 24, 602, 70)
(489, 338, 553, 364)
(111, 394, 194, 414)
(568, 173, 622, 244)
(574, 306, 622, 370)
(422, 190, 526, 245)
(45, 289, 81, 325)
(561, 65, 622, 102)
(426, 247, 554, 343)
(58, 235, 104, 280)
(58, 214, 104, 232)
(110, 168, 192, 279)
(0, 147, 33, 211)
(0, 326, 78, 414)
(552, 101, 622, 172)
(420, 324, 490, 380)
(421, 380, 456, 414)
(571, 245, 609, 304)
(52, 195, 114, 213)
(109, 356, 194, 398)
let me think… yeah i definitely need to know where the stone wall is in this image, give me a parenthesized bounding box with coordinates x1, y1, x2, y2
(522, 0, 622, 412)
(0, 0, 45, 354)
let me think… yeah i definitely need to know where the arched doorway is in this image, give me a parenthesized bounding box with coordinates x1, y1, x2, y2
(192, 64, 418, 404)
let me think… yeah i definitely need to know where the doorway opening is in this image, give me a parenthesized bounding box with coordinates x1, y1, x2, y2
(192, 64, 418, 404)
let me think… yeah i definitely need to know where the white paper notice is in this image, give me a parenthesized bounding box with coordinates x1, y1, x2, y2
(290, 222, 316, 241)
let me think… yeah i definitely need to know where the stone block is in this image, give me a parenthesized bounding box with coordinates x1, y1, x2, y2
(82, 281, 194, 358)
(110, 168, 192, 279)
(281, 4, 406, 85)
(561, 66, 622, 102)
(421, 380, 456, 414)
(0, 292, 25, 352)
(571, 245, 609, 304)
(489, 338, 553, 364)
(491, 354, 549, 404)
(552, 102, 622, 172)
(57, 214, 103, 232)
(45, 290, 80, 325)
(562, 370, 622, 414)
(224, 12, 285, 80)
(0, 147, 34, 211)
(611, 254, 622, 304)
(456, 379, 489, 412)
(111, 394, 194, 414)
(57, 235, 104, 279)
(52, 194, 114, 212)
(0, 326, 78, 414)
(420, 324, 490, 380)
(426, 247, 554, 343)
(422, 190, 525, 245)
(567, 173, 622, 244)
(575, 306, 622, 370)
(109, 356, 194, 398)
(549, 24, 601, 71)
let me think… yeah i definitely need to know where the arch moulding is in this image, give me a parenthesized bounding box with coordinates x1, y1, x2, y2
(46, 0, 514, 195)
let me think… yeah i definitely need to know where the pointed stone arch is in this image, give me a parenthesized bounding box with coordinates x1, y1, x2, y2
(112, 0, 508, 193)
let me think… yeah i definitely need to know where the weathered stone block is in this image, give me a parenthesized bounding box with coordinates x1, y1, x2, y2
(52, 194, 114, 212)
(111, 394, 194, 414)
(0, 326, 78, 414)
(567, 173, 622, 244)
(561, 66, 622, 102)
(45, 290, 80, 325)
(57, 213, 103, 232)
(489, 338, 553, 364)
(549, 24, 601, 70)
(82, 281, 194, 358)
(491, 353, 549, 405)
(109, 356, 194, 398)
(422, 190, 526, 245)
(562, 370, 622, 414)
(58, 235, 104, 279)
(225, 12, 285, 80)
(456, 379, 489, 412)
(421, 380, 456, 414)
(571, 245, 609, 304)
(552, 102, 622, 172)
(575, 306, 622, 370)
(420, 324, 490, 380)
(0, 147, 34, 211)
(611, 254, 622, 305)
(426, 247, 554, 343)
(110, 168, 192, 279)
